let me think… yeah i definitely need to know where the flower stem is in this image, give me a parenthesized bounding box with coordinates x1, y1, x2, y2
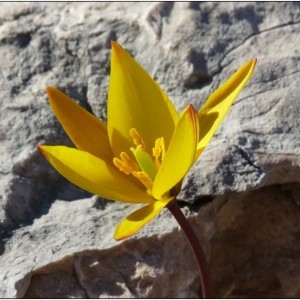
(167, 199, 212, 298)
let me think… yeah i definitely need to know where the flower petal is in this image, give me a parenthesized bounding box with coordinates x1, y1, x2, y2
(152, 104, 199, 199)
(114, 199, 172, 240)
(38, 145, 155, 204)
(46, 86, 113, 161)
(196, 59, 257, 159)
(107, 42, 179, 158)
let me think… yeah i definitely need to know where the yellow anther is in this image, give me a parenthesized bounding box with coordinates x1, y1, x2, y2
(152, 137, 165, 170)
(132, 171, 153, 191)
(129, 128, 145, 149)
(152, 137, 165, 160)
(113, 152, 140, 174)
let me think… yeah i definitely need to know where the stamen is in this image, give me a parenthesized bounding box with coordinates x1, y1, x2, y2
(152, 137, 165, 160)
(129, 128, 145, 149)
(113, 128, 164, 194)
(132, 171, 153, 191)
(113, 152, 140, 174)
(152, 137, 165, 169)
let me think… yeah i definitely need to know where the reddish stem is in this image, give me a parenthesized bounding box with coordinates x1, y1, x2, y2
(167, 199, 212, 298)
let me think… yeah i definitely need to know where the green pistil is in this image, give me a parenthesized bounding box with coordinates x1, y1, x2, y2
(131, 145, 157, 181)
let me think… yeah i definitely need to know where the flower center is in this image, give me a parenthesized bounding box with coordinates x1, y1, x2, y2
(113, 128, 165, 193)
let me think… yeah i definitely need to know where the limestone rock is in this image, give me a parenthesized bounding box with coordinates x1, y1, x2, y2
(0, 2, 300, 298)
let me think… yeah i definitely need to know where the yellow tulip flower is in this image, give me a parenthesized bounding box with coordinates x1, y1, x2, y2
(38, 42, 256, 241)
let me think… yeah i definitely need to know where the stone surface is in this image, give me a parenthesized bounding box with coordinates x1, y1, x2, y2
(210, 184, 300, 298)
(0, 2, 300, 298)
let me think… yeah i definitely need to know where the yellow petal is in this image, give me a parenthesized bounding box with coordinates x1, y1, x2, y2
(152, 104, 199, 199)
(46, 86, 113, 161)
(107, 42, 179, 158)
(38, 145, 155, 204)
(114, 199, 172, 240)
(196, 59, 256, 158)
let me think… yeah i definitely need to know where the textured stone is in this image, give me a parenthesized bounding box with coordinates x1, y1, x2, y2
(0, 2, 300, 298)
(210, 184, 300, 298)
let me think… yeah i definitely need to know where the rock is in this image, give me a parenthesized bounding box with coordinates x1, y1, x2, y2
(210, 183, 300, 298)
(1, 2, 300, 298)
(6, 196, 202, 298)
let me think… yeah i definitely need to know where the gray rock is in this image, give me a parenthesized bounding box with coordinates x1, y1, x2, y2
(0, 2, 300, 298)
